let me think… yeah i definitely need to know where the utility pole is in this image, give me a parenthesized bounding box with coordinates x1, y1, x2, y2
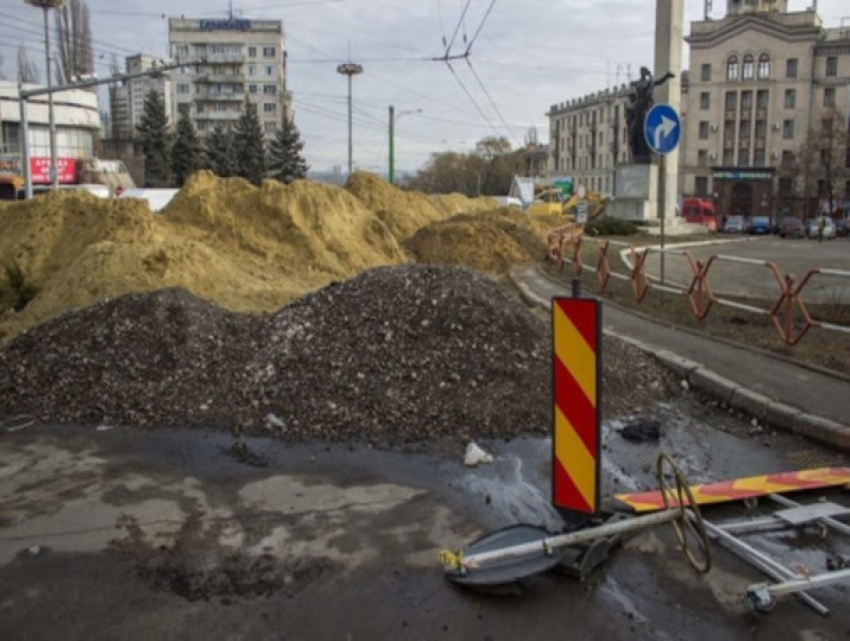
(388, 105, 394, 184)
(24, 0, 66, 190)
(336, 61, 363, 176)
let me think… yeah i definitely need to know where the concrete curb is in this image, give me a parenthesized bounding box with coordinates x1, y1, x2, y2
(508, 268, 850, 454)
(617, 236, 761, 274)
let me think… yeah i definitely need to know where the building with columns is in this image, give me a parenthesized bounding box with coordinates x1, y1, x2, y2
(683, 0, 850, 217)
(547, 0, 850, 219)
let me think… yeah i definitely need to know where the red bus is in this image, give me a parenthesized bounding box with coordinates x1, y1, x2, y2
(681, 198, 719, 232)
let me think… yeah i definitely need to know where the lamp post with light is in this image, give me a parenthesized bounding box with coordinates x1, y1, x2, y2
(24, 0, 66, 190)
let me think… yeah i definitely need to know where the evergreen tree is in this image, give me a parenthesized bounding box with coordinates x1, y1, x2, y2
(268, 116, 309, 184)
(233, 100, 267, 185)
(171, 106, 204, 186)
(204, 125, 236, 178)
(136, 89, 172, 187)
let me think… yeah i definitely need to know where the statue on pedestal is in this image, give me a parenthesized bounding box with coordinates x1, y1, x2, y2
(626, 66, 675, 164)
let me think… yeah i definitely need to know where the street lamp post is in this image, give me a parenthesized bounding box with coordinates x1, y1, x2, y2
(24, 0, 66, 190)
(336, 62, 363, 177)
(388, 105, 421, 185)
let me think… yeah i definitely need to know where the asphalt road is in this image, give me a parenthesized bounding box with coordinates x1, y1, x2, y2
(1, 412, 848, 640)
(636, 236, 850, 303)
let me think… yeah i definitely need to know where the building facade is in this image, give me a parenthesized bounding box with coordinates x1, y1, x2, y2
(168, 16, 292, 139)
(109, 54, 173, 140)
(547, 86, 631, 196)
(0, 82, 101, 184)
(683, 1, 850, 217)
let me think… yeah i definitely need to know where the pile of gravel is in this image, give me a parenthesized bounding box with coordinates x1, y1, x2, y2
(0, 265, 677, 445)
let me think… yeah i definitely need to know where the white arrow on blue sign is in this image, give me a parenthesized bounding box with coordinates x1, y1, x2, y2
(644, 104, 681, 155)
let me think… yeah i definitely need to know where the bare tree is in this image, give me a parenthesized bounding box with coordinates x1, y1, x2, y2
(17, 46, 40, 84)
(795, 106, 849, 216)
(55, 0, 93, 85)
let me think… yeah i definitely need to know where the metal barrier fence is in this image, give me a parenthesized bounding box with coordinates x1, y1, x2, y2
(546, 227, 850, 347)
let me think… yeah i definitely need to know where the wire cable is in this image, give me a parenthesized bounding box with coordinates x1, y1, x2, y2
(443, 60, 500, 139)
(444, 0, 473, 58)
(465, 0, 497, 54)
(464, 57, 517, 143)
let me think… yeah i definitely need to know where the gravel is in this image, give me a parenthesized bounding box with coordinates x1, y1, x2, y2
(0, 265, 679, 446)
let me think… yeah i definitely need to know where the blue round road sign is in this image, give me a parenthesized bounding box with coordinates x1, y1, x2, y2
(644, 104, 681, 156)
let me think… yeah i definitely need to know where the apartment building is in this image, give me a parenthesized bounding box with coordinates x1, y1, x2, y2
(547, 86, 632, 196)
(168, 16, 292, 139)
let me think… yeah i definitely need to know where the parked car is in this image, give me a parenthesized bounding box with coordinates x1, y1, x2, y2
(835, 219, 849, 237)
(682, 198, 719, 232)
(723, 215, 745, 234)
(746, 216, 771, 235)
(778, 217, 805, 238)
(806, 216, 836, 240)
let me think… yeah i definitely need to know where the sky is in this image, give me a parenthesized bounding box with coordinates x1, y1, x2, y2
(2, 0, 848, 175)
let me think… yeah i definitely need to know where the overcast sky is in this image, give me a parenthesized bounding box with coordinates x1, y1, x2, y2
(3, 0, 848, 174)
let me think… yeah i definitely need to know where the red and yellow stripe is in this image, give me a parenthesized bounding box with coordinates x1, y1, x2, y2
(553, 298, 600, 515)
(615, 467, 850, 513)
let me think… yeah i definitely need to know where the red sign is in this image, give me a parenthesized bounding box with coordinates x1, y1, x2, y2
(30, 157, 78, 184)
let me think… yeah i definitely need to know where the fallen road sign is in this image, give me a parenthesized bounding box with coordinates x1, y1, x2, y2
(613, 467, 850, 513)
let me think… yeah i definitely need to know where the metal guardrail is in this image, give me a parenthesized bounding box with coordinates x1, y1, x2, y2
(546, 228, 850, 347)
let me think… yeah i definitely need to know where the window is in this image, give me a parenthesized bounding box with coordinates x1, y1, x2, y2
(724, 120, 735, 142)
(784, 89, 796, 109)
(824, 87, 836, 107)
(175, 44, 189, 58)
(264, 121, 277, 133)
(177, 83, 190, 94)
(778, 177, 794, 195)
(756, 89, 769, 111)
(723, 150, 734, 165)
(249, 84, 258, 94)
(820, 148, 830, 165)
(757, 54, 770, 79)
(727, 55, 739, 80)
(825, 56, 838, 77)
(263, 102, 277, 113)
(817, 179, 827, 197)
(211, 44, 225, 54)
(248, 66, 256, 77)
(263, 84, 277, 95)
(754, 149, 766, 166)
(786, 58, 798, 78)
(725, 91, 737, 111)
(738, 150, 749, 167)
(701, 63, 712, 81)
(741, 90, 753, 111)
(248, 46, 257, 58)
(783, 119, 794, 139)
(700, 92, 710, 110)
(265, 66, 274, 76)
(740, 120, 751, 139)
(695, 176, 709, 196)
(743, 54, 754, 80)
(756, 120, 767, 139)
(698, 150, 709, 167)
(263, 46, 276, 58)
(699, 121, 710, 139)
(781, 151, 794, 167)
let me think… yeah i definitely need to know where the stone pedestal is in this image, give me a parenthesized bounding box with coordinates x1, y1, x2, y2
(608, 164, 658, 222)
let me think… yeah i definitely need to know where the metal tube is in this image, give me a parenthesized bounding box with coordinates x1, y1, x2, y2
(388, 105, 394, 184)
(347, 74, 353, 175)
(713, 254, 768, 266)
(761, 567, 850, 597)
(818, 269, 850, 278)
(19, 87, 33, 199)
(44, 6, 58, 189)
(660, 153, 666, 286)
(463, 508, 678, 569)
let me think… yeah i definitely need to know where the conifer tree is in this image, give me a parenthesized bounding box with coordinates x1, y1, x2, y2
(171, 106, 204, 187)
(136, 89, 172, 187)
(268, 116, 309, 184)
(204, 125, 237, 178)
(233, 100, 267, 185)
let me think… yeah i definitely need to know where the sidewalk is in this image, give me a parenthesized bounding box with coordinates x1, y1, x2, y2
(511, 264, 850, 452)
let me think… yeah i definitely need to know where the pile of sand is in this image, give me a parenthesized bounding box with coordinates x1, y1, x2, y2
(0, 171, 545, 345)
(404, 208, 549, 273)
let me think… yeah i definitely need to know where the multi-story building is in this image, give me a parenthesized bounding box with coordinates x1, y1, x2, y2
(168, 16, 292, 140)
(107, 54, 172, 140)
(547, 86, 632, 196)
(683, 0, 850, 217)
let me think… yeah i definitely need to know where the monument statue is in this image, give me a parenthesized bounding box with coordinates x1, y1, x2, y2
(626, 66, 675, 164)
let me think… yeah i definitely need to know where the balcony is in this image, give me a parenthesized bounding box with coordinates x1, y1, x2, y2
(195, 111, 241, 121)
(195, 73, 246, 84)
(202, 53, 245, 64)
(194, 90, 244, 101)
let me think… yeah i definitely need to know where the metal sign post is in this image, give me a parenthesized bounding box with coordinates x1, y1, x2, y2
(644, 103, 681, 287)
